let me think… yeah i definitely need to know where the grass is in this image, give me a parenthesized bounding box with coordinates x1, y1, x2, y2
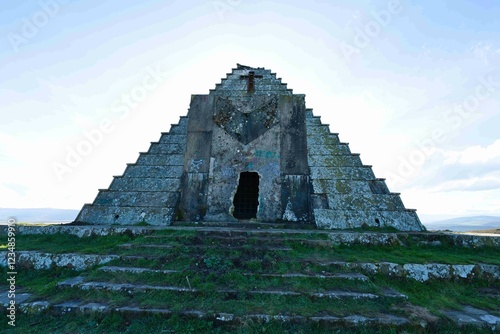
(84, 269, 379, 294)
(290, 243, 500, 265)
(0, 310, 493, 334)
(376, 275, 500, 313)
(5, 230, 499, 266)
(0, 233, 132, 254)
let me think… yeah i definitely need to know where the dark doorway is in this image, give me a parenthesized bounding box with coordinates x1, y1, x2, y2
(233, 172, 260, 219)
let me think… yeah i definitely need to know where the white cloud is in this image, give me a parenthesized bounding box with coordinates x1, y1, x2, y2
(470, 41, 500, 66)
(458, 139, 500, 164)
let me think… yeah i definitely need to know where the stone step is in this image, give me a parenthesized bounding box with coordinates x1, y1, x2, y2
(163, 225, 328, 237)
(123, 165, 183, 178)
(306, 124, 335, 137)
(13, 225, 495, 248)
(118, 243, 293, 251)
(308, 143, 351, 155)
(93, 190, 179, 207)
(313, 208, 423, 231)
(170, 220, 317, 230)
(319, 261, 500, 281)
(96, 266, 368, 281)
(19, 300, 410, 328)
(57, 278, 405, 300)
(143, 234, 330, 246)
(216, 83, 288, 92)
(109, 177, 181, 192)
(161, 124, 187, 136)
(147, 142, 185, 154)
(306, 132, 341, 146)
(157, 133, 187, 144)
(210, 89, 292, 95)
(310, 166, 375, 180)
(325, 193, 406, 212)
(98, 266, 179, 274)
(308, 154, 363, 167)
(305, 117, 321, 125)
(76, 205, 175, 225)
(135, 153, 184, 166)
(56, 277, 190, 293)
(244, 272, 368, 281)
(311, 179, 373, 195)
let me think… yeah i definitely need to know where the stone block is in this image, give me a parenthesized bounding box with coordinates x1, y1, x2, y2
(327, 193, 406, 211)
(135, 154, 184, 166)
(76, 205, 175, 225)
(147, 143, 185, 154)
(306, 133, 341, 147)
(314, 208, 423, 231)
(166, 124, 188, 135)
(309, 154, 362, 167)
(305, 109, 315, 118)
(109, 177, 180, 192)
(123, 165, 183, 178)
(93, 191, 179, 207)
(306, 124, 334, 137)
(158, 134, 187, 144)
(312, 179, 372, 194)
(309, 166, 375, 180)
(308, 144, 351, 155)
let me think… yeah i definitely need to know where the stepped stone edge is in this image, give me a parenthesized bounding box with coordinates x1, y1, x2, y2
(1, 251, 498, 281)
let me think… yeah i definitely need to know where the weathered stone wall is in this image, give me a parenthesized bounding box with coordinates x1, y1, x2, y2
(306, 110, 425, 231)
(200, 66, 311, 222)
(206, 124, 282, 221)
(74, 116, 188, 225)
(178, 95, 214, 221)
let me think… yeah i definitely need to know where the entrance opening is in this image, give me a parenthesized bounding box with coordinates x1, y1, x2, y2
(233, 172, 260, 219)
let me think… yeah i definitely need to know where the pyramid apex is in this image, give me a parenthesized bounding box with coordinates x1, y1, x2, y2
(236, 63, 255, 70)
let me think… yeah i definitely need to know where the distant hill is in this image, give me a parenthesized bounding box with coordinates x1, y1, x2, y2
(0, 208, 79, 223)
(424, 216, 500, 232)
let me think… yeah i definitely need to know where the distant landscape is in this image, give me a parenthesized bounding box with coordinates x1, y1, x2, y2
(1, 208, 499, 232)
(0, 208, 79, 224)
(422, 215, 500, 232)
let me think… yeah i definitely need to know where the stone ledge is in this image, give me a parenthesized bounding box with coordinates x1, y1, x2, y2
(0, 225, 154, 237)
(321, 261, 500, 281)
(10, 299, 411, 327)
(327, 231, 500, 247)
(0, 251, 119, 270)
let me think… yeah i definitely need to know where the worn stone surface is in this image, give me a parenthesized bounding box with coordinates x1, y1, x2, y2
(255, 272, 368, 281)
(57, 276, 86, 288)
(0, 291, 31, 307)
(328, 232, 403, 246)
(14, 297, 411, 328)
(98, 266, 178, 274)
(19, 301, 50, 313)
(444, 306, 500, 329)
(0, 251, 118, 270)
(324, 260, 499, 281)
(0, 225, 153, 237)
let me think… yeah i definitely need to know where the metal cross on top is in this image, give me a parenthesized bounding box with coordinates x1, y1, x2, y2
(239, 71, 263, 93)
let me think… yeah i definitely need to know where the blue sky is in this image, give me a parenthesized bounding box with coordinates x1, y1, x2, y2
(1, 0, 499, 222)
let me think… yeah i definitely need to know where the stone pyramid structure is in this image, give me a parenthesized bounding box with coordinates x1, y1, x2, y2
(75, 64, 424, 231)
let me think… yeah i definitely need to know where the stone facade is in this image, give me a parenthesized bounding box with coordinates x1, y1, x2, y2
(75, 64, 424, 231)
